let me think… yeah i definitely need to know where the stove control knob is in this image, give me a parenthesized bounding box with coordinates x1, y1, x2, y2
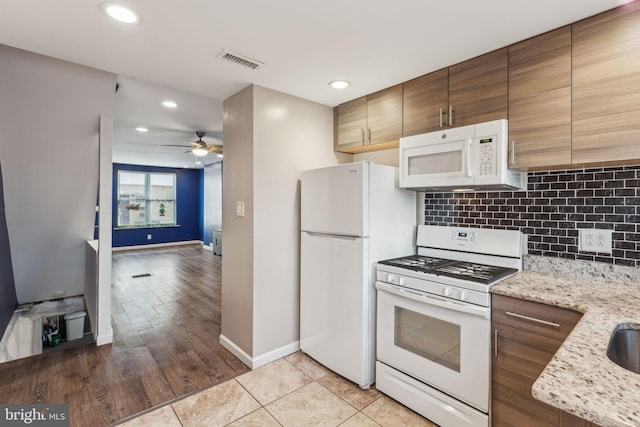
(388, 274, 403, 285)
(398, 277, 407, 286)
(442, 287, 452, 297)
(458, 290, 468, 301)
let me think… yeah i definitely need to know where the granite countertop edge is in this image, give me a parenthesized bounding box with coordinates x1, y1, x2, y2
(491, 256, 640, 427)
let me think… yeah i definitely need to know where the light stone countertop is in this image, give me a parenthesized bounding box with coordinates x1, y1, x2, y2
(490, 256, 640, 427)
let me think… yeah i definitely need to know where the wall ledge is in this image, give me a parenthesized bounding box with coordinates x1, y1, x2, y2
(112, 240, 203, 252)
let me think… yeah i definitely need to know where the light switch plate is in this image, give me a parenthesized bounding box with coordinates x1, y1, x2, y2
(578, 229, 612, 254)
(236, 201, 245, 217)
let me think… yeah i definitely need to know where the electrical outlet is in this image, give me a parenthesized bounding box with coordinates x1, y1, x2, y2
(578, 229, 612, 254)
(147, 234, 152, 240)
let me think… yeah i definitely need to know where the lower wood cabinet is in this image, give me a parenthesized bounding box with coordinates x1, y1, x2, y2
(491, 294, 597, 427)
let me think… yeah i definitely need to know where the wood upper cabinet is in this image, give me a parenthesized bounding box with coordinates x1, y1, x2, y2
(402, 68, 449, 136)
(335, 96, 367, 150)
(448, 47, 508, 127)
(366, 85, 403, 145)
(335, 85, 402, 153)
(572, 1, 640, 164)
(508, 26, 572, 170)
(402, 49, 508, 136)
(491, 295, 595, 427)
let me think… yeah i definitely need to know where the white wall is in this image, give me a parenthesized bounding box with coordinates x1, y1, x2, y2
(221, 84, 349, 366)
(252, 85, 348, 357)
(0, 45, 116, 303)
(203, 162, 223, 244)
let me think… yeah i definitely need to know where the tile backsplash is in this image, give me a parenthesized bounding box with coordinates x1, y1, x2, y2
(423, 165, 640, 267)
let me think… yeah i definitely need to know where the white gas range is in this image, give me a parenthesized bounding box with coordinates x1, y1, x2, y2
(375, 225, 523, 427)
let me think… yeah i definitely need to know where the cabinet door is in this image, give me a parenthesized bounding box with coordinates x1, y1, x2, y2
(336, 96, 367, 150)
(508, 26, 572, 170)
(402, 69, 449, 136)
(572, 2, 640, 164)
(366, 85, 403, 146)
(492, 323, 561, 427)
(558, 412, 599, 427)
(448, 48, 508, 127)
(492, 294, 582, 341)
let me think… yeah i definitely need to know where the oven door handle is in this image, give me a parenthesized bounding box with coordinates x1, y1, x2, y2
(375, 281, 490, 319)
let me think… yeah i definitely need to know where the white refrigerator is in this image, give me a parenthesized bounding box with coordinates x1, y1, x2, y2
(300, 161, 416, 389)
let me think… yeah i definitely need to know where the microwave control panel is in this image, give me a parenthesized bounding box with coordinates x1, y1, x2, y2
(477, 136, 497, 176)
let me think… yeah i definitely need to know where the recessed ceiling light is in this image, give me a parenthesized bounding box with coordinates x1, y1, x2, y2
(329, 80, 350, 89)
(162, 100, 178, 108)
(135, 127, 149, 132)
(100, 3, 141, 24)
(217, 154, 223, 158)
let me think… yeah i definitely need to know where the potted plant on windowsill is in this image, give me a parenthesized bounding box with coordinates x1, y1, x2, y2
(159, 203, 166, 217)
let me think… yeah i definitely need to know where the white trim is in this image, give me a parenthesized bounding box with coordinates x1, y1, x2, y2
(252, 341, 300, 369)
(112, 240, 203, 252)
(95, 330, 113, 346)
(219, 334, 300, 369)
(202, 243, 213, 251)
(219, 334, 252, 367)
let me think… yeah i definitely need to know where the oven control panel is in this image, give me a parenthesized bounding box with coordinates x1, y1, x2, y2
(376, 268, 490, 307)
(451, 230, 474, 243)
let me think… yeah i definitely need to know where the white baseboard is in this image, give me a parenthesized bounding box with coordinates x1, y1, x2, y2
(95, 330, 113, 346)
(219, 334, 300, 369)
(219, 334, 252, 367)
(112, 240, 203, 252)
(252, 341, 300, 369)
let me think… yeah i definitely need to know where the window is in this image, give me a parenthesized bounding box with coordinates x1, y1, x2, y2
(117, 171, 176, 228)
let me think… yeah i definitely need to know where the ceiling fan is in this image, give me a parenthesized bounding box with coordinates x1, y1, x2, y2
(164, 131, 223, 156)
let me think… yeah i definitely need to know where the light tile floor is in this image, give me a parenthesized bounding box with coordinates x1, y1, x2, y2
(116, 352, 438, 427)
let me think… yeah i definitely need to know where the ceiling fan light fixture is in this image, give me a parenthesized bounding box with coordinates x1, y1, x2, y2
(192, 148, 208, 157)
(100, 3, 141, 24)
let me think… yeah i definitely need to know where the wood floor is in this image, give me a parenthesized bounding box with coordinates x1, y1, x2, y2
(0, 244, 249, 426)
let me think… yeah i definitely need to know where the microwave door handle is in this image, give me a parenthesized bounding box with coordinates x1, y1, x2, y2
(466, 139, 472, 177)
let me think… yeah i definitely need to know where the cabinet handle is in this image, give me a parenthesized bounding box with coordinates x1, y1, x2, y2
(494, 329, 499, 358)
(361, 128, 365, 144)
(439, 108, 443, 128)
(367, 128, 371, 144)
(448, 105, 453, 126)
(505, 311, 560, 328)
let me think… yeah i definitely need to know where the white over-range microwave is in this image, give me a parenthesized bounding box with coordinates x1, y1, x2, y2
(399, 119, 526, 191)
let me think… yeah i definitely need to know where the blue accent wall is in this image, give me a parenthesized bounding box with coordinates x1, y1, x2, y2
(113, 164, 203, 247)
(0, 161, 18, 339)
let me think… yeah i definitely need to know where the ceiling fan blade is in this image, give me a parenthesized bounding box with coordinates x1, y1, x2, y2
(206, 145, 223, 154)
(162, 144, 193, 148)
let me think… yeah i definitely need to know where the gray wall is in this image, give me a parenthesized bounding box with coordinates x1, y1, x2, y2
(0, 45, 116, 303)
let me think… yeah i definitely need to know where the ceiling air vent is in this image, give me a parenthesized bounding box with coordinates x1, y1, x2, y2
(217, 50, 263, 70)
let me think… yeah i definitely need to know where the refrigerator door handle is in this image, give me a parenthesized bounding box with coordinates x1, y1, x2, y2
(303, 231, 363, 240)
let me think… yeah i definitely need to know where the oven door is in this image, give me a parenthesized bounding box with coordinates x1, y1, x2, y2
(376, 281, 491, 413)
